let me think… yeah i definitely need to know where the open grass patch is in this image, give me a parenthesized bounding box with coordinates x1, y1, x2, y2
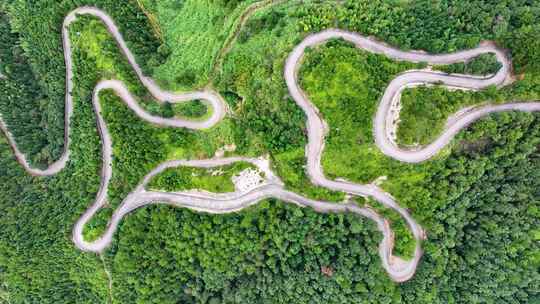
(148, 162, 256, 193)
(273, 148, 345, 202)
(299, 39, 423, 184)
(174, 100, 211, 120)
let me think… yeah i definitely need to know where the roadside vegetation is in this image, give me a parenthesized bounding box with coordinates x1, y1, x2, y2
(139, 0, 260, 90)
(169, 100, 210, 119)
(299, 39, 423, 185)
(364, 199, 416, 260)
(148, 162, 256, 193)
(433, 53, 502, 76)
(397, 86, 496, 147)
(397, 63, 540, 147)
(0, 0, 165, 168)
(1, 0, 539, 303)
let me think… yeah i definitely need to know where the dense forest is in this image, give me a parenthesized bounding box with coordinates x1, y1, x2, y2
(0, 0, 539, 303)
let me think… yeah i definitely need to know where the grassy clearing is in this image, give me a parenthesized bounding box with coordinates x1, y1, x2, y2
(299, 39, 424, 183)
(272, 148, 345, 202)
(174, 100, 212, 120)
(148, 162, 256, 193)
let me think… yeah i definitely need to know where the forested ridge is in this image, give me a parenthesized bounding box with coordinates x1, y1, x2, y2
(0, 0, 165, 168)
(1, 0, 539, 303)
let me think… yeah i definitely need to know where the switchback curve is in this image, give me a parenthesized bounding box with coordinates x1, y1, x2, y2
(0, 6, 227, 176)
(1, 7, 539, 283)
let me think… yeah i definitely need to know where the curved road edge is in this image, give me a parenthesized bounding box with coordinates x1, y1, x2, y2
(284, 29, 540, 281)
(1, 9, 539, 283)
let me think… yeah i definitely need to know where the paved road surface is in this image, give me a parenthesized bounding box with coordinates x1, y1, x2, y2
(2, 7, 539, 282)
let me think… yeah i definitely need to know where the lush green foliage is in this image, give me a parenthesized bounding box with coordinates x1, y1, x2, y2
(504, 24, 540, 74)
(109, 113, 540, 304)
(365, 199, 416, 260)
(300, 39, 422, 185)
(142, 0, 257, 89)
(111, 201, 386, 303)
(434, 53, 501, 76)
(399, 112, 540, 304)
(0, 0, 165, 168)
(170, 100, 210, 119)
(1, 0, 540, 303)
(0, 12, 51, 167)
(397, 86, 497, 146)
(215, 3, 308, 157)
(148, 162, 255, 193)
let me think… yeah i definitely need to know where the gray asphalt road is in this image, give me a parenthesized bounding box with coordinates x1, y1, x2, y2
(284, 29, 539, 281)
(1, 7, 539, 283)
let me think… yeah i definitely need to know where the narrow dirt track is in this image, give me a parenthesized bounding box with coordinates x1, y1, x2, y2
(1, 7, 539, 283)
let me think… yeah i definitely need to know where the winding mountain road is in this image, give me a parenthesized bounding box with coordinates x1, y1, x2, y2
(1, 6, 540, 283)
